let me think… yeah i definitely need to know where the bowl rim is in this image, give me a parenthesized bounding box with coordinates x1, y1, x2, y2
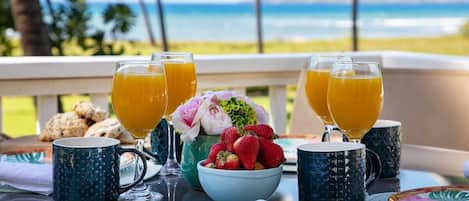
(197, 160, 283, 178)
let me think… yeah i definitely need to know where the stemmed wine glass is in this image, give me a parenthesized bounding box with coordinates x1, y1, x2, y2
(151, 52, 197, 176)
(327, 61, 383, 143)
(112, 60, 167, 199)
(304, 55, 351, 142)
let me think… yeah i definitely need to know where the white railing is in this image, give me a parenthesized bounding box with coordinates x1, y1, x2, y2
(3, 51, 469, 151)
(0, 54, 309, 134)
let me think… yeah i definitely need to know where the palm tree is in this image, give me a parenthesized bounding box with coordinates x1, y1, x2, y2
(103, 3, 136, 40)
(10, 0, 51, 56)
(138, 0, 156, 45)
(156, 0, 168, 51)
(10, 0, 65, 113)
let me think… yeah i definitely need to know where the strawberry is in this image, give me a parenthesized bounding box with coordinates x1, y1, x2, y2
(208, 142, 226, 163)
(258, 138, 285, 168)
(221, 127, 241, 152)
(233, 135, 259, 170)
(215, 151, 240, 170)
(254, 162, 265, 170)
(201, 160, 210, 166)
(244, 124, 274, 141)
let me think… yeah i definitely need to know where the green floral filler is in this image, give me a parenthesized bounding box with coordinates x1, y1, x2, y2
(219, 97, 257, 128)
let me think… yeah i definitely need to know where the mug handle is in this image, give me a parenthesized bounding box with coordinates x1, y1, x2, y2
(118, 148, 148, 194)
(365, 148, 382, 189)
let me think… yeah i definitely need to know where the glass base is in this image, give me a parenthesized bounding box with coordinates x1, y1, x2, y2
(119, 185, 163, 201)
(160, 160, 182, 176)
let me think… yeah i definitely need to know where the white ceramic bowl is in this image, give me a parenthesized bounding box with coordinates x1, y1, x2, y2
(197, 161, 282, 201)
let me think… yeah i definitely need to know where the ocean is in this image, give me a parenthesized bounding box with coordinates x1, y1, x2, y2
(46, 2, 469, 42)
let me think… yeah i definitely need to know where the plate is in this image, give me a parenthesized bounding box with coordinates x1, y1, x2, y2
(120, 161, 161, 186)
(388, 185, 469, 201)
(366, 192, 396, 201)
(274, 136, 317, 164)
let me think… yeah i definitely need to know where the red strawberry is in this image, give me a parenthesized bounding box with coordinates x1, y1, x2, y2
(215, 151, 240, 170)
(244, 124, 274, 141)
(233, 135, 259, 170)
(258, 138, 285, 168)
(221, 127, 241, 152)
(201, 160, 211, 166)
(254, 162, 265, 170)
(208, 142, 226, 163)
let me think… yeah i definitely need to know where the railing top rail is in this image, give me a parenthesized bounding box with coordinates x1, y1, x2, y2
(1, 51, 469, 80)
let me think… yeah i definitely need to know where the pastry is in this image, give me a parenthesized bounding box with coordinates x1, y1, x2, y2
(84, 118, 134, 144)
(39, 112, 89, 142)
(0, 132, 11, 143)
(73, 101, 108, 123)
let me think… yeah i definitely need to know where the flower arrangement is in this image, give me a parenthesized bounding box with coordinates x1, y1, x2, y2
(172, 91, 269, 142)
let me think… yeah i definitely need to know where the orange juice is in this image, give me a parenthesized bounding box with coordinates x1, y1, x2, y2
(304, 69, 333, 125)
(164, 62, 197, 116)
(327, 76, 383, 140)
(112, 72, 166, 139)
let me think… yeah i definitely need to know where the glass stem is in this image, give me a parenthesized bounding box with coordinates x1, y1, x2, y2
(350, 139, 361, 144)
(166, 120, 177, 162)
(322, 124, 334, 142)
(133, 139, 146, 191)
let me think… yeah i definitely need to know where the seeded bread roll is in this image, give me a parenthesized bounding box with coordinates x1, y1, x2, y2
(39, 112, 88, 142)
(73, 101, 108, 123)
(84, 118, 134, 144)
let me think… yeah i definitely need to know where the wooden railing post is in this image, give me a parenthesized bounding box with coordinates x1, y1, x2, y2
(232, 87, 246, 96)
(269, 85, 287, 134)
(36, 95, 58, 134)
(90, 93, 109, 112)
(0, 96, 2, 132)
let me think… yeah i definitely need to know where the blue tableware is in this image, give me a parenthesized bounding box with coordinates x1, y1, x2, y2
(197, 161, 282, 201)
(362, 120, 401, 178)
(150, 118, 182, 164)
(53, 137, 147, 201)
(297, 142, 381, 201)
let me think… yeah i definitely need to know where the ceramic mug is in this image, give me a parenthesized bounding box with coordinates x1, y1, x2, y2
(297, 142, 381, 201)
(362, 120, 401, 178)
(53, 137, 147, 201)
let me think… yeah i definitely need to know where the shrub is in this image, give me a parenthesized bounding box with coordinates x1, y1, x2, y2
(460, 21, 469, 38)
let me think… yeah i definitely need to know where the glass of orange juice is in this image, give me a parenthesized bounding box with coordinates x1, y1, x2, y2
(112, 60, 167, 199)
(327, 61, 383, 143)
(305, 55, 351, 142)
(152, 52, 197, 176)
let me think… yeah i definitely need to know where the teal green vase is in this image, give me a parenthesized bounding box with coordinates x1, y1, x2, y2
(181, 134, 220, 189)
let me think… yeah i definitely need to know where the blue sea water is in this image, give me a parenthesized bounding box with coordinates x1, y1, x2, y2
(44, 2, 469, 42)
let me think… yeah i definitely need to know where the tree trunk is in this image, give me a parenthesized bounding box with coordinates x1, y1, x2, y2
(156, 0, 168, 51)
(10, 0, 64, 113)
(10, 0, 51, 56)
(138, 0, 156, 45)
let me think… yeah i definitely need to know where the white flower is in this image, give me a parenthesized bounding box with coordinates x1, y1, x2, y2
(200, 103, 232, 135)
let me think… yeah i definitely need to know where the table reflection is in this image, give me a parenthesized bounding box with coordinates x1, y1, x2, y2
(2, 169, 469, 201)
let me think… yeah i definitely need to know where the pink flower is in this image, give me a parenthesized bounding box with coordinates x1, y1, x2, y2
(172, 97, 205, 141)
(203, 90, 236, 101)
(174, 90, 271, 142)
(255, 105, 269, 124)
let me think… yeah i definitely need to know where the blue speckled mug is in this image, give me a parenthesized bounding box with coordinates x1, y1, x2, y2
(53, 137, 147, 201)
(362, 120, 401, 178)
(297, 142, 381, 201)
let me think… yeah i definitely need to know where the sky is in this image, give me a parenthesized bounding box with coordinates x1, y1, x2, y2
(81, 0, 469, 4)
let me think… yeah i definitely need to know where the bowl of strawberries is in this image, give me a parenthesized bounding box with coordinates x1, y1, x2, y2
(197, 124, 285, 201)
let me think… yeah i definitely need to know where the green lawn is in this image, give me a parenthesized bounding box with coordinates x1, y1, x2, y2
(3, 95, 91, 136)
(3, 35, 469, 137)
